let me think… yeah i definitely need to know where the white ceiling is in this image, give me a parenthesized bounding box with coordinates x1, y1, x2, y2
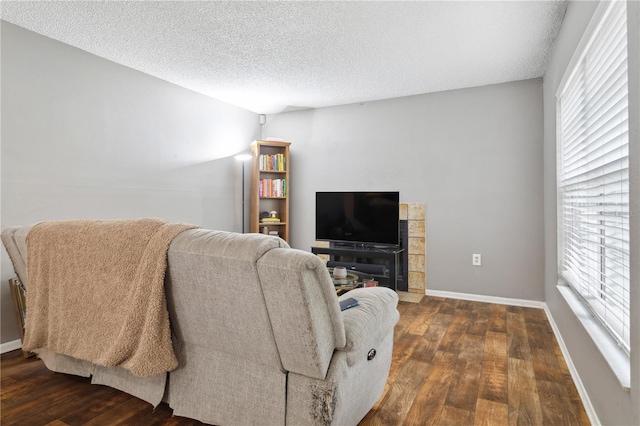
(0, 1, 568, 114)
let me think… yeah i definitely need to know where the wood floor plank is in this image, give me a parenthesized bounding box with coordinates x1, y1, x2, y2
(404, 351, 457, 425)
(453, 299, 476, 311)
(376, 318, 424, 405)
(537, 380, 581, 426)
(508, 357, 543, 426)
(522, 306, 549, 325)
(2, 297, 590, 426)
(507, 305, 522, 314)
(111, 402, 191, 426)
(81, 397, 150, 426)
(59, 388, 134, 425)
(488, 304, 507, 333)
(530, 345, 565, 384)
(410, 312, 453, 364)
(437, 297, 459, 315)
(466, 303, 489, 337)
(406, 308, 434, 336)
(474, 398, 508, 426)
(438, 309, 472, 354)
(391, 301, 421, 338)
(8, 376, 120, 426)
(399, 299, 436, 330)
(437, 405, 474, 425)
(478, 331, 508, 404)
(563, 374, 592, 426)
(507, 310, 531, 361)
(361, 358, 431, 425)
(1, 375, 84, 423)
(444, 334, 483, 412)
(525, 322, 554, 349)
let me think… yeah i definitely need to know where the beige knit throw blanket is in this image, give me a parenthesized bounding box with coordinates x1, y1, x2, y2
(23, 218, 198, 377)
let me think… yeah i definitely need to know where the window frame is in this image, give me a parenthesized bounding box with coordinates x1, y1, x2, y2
(555, 0, 631, 384)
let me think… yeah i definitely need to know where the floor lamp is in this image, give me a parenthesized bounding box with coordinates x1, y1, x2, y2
(234, 154, 252, 233)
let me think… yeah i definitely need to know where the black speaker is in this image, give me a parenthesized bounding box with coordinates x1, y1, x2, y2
(327, 261, 386, 275)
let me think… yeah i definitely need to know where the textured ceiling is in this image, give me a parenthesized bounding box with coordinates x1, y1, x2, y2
(1, 1, 568, 114)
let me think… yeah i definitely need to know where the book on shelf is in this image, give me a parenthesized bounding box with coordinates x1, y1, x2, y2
(261, 217, 281, 223)
(259, 154, 286, 172)
(259, 178, 286, 198)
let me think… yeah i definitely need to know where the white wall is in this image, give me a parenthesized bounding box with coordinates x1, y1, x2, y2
(1, 22, 260, 343)
(543, 1, 640, 425)
(264, 78, 544, 301)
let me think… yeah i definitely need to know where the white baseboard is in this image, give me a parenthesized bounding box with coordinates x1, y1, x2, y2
(425, 289, 547, 309)
(424, 289, 598, 425)
(1, 339, 22, 354)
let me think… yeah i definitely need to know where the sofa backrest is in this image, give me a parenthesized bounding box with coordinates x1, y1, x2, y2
(257, 247, 346, 380)
(166, 229, 294, 373)
(2, 225, 346, 381)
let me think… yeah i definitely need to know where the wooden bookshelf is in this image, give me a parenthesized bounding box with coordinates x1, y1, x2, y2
(250, 140, 290, 243)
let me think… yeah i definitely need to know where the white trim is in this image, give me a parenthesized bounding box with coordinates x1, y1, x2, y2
(0, 339, 22, 354)
(425, 289, 546, 309)
(556, 284, 631, 390)
(425, 289, 599, 426)
(545, 297, 602, 426)
(556, 0, 619, 98)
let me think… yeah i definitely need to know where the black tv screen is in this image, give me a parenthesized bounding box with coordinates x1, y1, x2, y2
(315, 191, 400, 246)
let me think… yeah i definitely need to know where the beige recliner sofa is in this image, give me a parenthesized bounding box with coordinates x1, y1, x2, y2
(2, 225, 399, 425)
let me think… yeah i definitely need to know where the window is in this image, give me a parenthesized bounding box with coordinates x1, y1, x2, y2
(557, 0, 630, 354)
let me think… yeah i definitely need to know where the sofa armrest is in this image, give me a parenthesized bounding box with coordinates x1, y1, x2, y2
(337, 287, 399, 366)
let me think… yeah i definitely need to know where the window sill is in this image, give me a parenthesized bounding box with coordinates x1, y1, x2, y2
(556, 283, 630, 390)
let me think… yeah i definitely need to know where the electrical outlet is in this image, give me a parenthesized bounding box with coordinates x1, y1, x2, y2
(472, 254, 482, 266)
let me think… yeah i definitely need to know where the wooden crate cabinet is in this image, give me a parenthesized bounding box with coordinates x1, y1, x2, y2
(9, 278, 34, 358)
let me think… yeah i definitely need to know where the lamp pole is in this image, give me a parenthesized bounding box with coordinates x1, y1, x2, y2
(241, 161, 246, 233)
(234, 154, 252, 233)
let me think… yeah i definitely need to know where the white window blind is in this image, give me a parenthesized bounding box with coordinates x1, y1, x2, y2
(558, 0, 629, 354)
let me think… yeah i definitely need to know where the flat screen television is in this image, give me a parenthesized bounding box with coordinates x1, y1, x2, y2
(315, 191, 400, 246)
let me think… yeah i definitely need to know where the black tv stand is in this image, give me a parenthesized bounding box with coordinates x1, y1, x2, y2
(311, 245, 404, 291)
(332, 242, 400, 250)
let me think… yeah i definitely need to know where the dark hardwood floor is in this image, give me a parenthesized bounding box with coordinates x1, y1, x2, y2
(360, 296, 589, 425)
(1, 296, 589, 425)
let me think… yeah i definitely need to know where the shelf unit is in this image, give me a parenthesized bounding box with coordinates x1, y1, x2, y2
(310, 246, 404, 291)
(250, 140, 291, 242)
